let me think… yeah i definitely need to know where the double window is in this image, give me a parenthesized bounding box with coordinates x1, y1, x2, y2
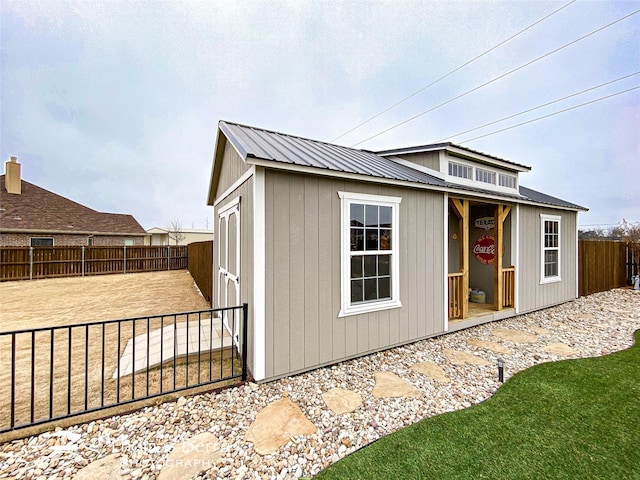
(540, 214, 561, 283)
(30, 237, 53, 246)
(339, 192, 401, 316)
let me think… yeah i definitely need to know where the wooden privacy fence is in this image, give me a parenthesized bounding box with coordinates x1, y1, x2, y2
(188, 240, 213, 305)
(0, 246, 187, 281)
(578, 240, 634, 296)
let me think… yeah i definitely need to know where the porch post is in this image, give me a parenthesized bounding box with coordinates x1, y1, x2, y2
(494, 205, 511, 310)
(451, 198, 469, 319)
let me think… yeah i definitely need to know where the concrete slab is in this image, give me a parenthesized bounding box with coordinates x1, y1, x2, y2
(371, 372, 420, 398)
(113, 317, 232, 379)
(322, 388, 363, 414)
(410, 362, 450, 382)
(245, 398, 316, 455)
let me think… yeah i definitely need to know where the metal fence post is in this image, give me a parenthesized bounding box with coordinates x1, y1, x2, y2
(167, 245, 170, 270)
(81, 246, 85, 277)
(29, 247, 33, 280)
(124, 245, 127, 274)
(242, 303, 249, 381)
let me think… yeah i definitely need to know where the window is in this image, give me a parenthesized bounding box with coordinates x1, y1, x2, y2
(498, 173, 517, 189)
(540, 214, 561, 283)
(124, 238, 135, 246)
(339, 192, 401, 316)
(30, 237, 53, 246)
(476, 168, 496, 184)
(448, 161, 472, 179)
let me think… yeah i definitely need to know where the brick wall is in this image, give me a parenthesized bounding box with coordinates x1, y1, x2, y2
(0, 233, 145, 247)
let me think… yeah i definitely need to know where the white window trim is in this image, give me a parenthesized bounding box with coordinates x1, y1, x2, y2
(540, 214, 561, 284)
(338, 191, 402, 317)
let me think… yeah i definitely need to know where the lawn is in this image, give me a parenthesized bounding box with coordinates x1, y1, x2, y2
(317, 329, 640, 479)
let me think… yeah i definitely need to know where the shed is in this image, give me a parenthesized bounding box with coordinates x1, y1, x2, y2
(207, 121, 587, 382)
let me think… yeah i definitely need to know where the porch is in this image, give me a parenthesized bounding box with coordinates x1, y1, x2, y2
(447, 197, 515, 323)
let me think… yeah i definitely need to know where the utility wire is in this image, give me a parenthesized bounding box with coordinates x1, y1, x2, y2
(458, 85, 639, 143)
(436, 72, 640, 142)
(351, 8, 640, 148)
(330, 0, 577, 143)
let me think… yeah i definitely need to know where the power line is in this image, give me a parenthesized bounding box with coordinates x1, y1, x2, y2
(351, 8, 640, 148)
(458, 85, 639, 143)
(436, 72, 640, 142)
(330, 0, 577, 143)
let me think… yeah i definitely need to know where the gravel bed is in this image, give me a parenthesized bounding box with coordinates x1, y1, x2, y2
(1, 288, 638, 480)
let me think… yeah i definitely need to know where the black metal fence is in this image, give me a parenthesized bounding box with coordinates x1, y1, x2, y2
(0, 304, 248, 433)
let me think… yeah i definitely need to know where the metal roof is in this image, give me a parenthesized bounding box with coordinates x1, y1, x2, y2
(217, 121, 585, 211)
(219, 121, 446, 187)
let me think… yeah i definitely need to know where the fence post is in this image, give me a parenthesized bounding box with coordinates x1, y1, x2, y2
(241, 303, 249, 381)
(124, 245, 127, 274)
(167, 245, 170, 271)
(29, 247, 33, 280)
(81, 246, 85, 277)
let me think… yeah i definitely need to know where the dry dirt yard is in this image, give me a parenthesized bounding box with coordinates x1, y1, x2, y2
(0, 270, 211, 331)
(0, 271, 224, 432)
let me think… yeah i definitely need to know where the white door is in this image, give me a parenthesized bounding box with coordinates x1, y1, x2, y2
(217, 198, 240, 344)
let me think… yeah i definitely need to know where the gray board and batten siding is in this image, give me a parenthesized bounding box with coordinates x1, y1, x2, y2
(517, 205, 578, 313)
(263, 169, 445, 380)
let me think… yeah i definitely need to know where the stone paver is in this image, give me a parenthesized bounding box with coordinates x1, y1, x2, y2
(444, 349, 491, 366)
(530, 326, 550, 335)
(372, 371, 420, 398)
(244, 398, 316, 455)
(410, 362, 449, 382)
(157, 432, 221, 480)
(543, 343, 578, 356)
(492, 328, 538, 343)
(74, 453, 123, 480)
(322, 388, 363, 414)
(466, 338, 510, 354)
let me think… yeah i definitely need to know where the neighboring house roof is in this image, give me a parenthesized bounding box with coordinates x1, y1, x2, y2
(147, 227, 214, 235)
(214, 121, 587, 211)
(0, 175, 147, 235)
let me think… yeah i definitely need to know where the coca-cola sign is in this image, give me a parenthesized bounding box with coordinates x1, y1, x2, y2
(473, 234, 496, 264)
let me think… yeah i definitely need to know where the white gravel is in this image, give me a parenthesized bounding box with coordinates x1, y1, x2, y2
(1, 288, 638, 480)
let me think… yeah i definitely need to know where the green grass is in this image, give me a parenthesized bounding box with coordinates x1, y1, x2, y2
(317, 330, 640, 480)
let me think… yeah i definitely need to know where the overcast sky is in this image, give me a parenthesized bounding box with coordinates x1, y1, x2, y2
(1, 0, 638, 231)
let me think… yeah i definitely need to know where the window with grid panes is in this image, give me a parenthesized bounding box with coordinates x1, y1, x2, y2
(339, 192, 402, 316)
(541, 214, 561, 283)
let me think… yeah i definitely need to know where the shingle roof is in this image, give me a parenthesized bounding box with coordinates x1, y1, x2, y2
(0, 176, 147, 235)
(218, 121, 586, 211)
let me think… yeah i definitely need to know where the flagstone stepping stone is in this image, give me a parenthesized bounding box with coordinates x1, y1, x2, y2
(492, 328, 538, 343)
(466, 338, 511, 354)
(74, 453, 123, 480)
(322, 388, 363, 414)
(443, 349, 491, 366)
(158, 432, 221, 480)
(574, 314, 595, 321)
(530, 326, 550, 335)
(543, 343, 578, 356)
(605, 307, 628, 315)
(410, 362, 450, 382)
(245, 398, 316, 455)
(371, 371, 420, 398)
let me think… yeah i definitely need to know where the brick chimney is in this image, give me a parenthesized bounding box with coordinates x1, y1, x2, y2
(5, 156, 21, 194)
